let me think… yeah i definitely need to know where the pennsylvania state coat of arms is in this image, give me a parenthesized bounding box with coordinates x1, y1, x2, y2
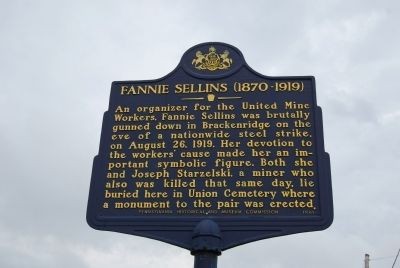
(192, 46, 233, 71)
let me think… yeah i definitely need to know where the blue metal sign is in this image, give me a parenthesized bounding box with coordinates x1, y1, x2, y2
(87, 42, 333, 251)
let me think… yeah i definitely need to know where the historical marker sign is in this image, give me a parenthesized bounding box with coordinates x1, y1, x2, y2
(87, 42, 333, 251)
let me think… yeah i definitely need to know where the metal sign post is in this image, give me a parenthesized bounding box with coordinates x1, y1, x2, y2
(191, 220, 221, 268)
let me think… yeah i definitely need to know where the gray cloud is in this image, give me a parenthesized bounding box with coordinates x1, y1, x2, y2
(1, 0, 399, 267)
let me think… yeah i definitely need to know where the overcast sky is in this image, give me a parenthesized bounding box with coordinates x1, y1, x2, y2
(1, 0, 399, 267)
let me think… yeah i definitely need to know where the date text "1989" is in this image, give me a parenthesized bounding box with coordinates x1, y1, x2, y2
(234, 82, 304, 92)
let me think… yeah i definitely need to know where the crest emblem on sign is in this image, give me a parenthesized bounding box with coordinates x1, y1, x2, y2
(192, 46, 233, 71)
